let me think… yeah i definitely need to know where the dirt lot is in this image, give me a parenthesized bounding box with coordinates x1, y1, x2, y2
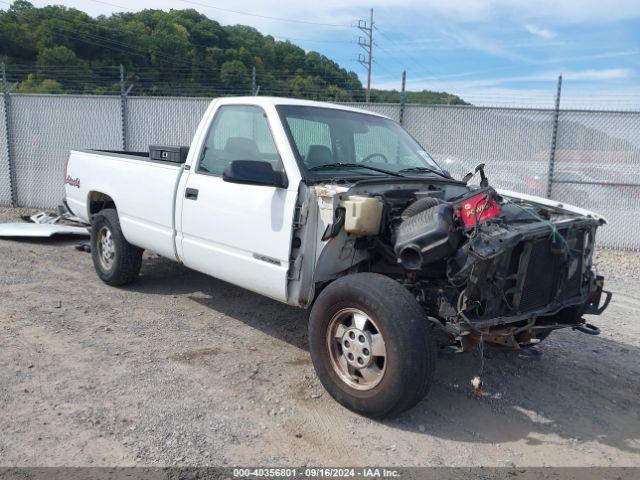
(1, 207, 639, 467)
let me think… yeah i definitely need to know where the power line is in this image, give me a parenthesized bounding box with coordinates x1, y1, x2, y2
(47, 24, 200, 68)
(0, 7, 360, 81)
(1, 0, 353, 29)
(5, 65, 364, 85)
(176, 0, 352, 28)
(374, 26, 437, 76)
(0, 0, 356, 67)
(0, 0, 365, 95)
(273, 36, 353, 45)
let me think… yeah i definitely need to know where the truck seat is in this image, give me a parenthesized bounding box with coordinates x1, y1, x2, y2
(306, 145, 333, 168)
(225, 137, 261, 161)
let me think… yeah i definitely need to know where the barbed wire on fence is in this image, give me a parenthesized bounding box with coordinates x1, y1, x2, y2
(3, 63, 640, 112)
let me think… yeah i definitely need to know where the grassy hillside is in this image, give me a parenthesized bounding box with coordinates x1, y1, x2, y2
(0, 0, 466, 104)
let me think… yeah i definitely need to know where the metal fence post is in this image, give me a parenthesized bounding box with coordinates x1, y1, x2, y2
(120, 64, 128, 151)
(1, 63, 17, 206)
(251, 66, 256, 95)
(399, 70, 406, 125)
(546, 74, 562, 199)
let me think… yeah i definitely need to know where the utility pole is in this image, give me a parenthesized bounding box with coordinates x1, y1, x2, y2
(357, 8, 374, 103)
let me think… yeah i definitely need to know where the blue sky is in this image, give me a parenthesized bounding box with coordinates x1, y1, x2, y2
(31, 0, 640, 107)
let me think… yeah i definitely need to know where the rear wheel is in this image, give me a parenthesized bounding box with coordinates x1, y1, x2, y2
(91, 208, 142, 286)
(309, 273, 436, 418)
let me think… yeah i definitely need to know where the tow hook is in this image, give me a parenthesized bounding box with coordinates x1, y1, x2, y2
(573, 322, 600, 336)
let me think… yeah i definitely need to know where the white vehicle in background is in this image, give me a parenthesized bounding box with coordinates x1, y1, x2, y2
(64, 97, 610, 418)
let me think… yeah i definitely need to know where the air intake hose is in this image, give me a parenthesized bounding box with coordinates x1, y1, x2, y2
(400, 196, 440, 220)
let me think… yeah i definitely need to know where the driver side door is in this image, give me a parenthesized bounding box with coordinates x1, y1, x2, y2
(178, 104, 298, 302)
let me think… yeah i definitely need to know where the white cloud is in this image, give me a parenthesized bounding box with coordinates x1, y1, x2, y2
(403, 0, 640, 24)
(375, 68, 634, 92)
(441, 30, 531, 62)
(459, 86, 640, 109)
(562, 68, 633, 80)
(525, 24, 557, 40)
(536, 49, 640, 64)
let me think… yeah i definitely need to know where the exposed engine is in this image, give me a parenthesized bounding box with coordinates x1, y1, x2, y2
(327, 174, 608, 351)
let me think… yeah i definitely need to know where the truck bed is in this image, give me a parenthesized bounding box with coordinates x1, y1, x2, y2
(65, 148, 184, 260)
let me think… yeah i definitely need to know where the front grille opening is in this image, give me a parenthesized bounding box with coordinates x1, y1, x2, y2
(504, 243, 524, 310)
(518, 239, 561, 311)
(515, 229, 586, 313)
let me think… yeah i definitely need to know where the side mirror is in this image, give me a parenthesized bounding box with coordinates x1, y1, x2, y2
(222, 160, 288, 188)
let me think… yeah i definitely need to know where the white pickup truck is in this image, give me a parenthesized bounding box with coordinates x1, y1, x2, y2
(65, 97, 610, 417)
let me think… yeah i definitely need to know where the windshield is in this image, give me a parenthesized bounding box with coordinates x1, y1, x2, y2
(276, 105, 444, 179)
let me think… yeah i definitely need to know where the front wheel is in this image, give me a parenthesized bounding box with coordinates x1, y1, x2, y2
(308, 273, 436, 418)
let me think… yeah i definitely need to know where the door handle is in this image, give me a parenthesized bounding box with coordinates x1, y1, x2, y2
(185, 188, 199, 200)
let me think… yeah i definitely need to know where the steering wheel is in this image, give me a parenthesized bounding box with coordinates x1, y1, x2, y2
(361, 152, 389, 164)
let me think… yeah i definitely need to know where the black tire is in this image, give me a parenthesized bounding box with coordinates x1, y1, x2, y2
(308, 273, 436, 418)
(91, 208, 143, 286)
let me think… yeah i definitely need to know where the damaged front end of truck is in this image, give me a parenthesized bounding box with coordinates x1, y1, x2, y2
(305, 168, 611, 352)
(405, 190, 610, 351)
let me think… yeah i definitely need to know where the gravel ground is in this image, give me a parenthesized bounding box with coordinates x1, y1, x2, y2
(0, 207, 639, 467)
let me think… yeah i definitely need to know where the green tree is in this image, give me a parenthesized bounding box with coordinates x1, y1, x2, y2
(220, 60, 250, 91)
(16, 74, 63, 93)
(37, 45, 83, 67)
(0, 0, 465, 103)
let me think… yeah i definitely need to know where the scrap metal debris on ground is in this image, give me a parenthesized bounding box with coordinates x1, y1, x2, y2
(0, 203, 89, 238)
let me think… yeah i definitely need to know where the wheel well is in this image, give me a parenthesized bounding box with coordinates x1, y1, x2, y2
(88, 191, 116, 216)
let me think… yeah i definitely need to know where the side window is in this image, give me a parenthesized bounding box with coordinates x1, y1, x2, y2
(198, 105, 280, 175)
(286, 117, 333, 168)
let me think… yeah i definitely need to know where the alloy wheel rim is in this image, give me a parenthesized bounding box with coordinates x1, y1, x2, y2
(326, 308, 387, 391)
(97, 226, 115, 270)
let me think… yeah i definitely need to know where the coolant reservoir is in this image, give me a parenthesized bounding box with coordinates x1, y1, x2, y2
(340, 196, 383, 236)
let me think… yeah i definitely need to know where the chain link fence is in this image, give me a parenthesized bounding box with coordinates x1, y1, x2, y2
(126, 97, 210, 152)
(550, 110, 640, 251)
(9, 95, 121, 207)
(0, 94, 637, 250)
(400, 105, 555, 197)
